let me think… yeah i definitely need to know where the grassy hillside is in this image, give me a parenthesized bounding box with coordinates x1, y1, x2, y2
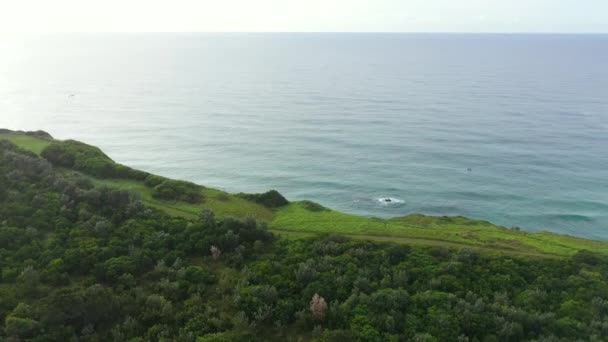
(4, 129, 608, 341)
(2, 129, 607, 258)
(90, 177, 275, 222)
(0, 131, 52, 155)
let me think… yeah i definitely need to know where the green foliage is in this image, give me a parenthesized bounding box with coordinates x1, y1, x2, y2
(197, 331, 254, 342)
(0, 142, 274, 340)
(150, 177, 204, 203)
(41, 140, 148, 180)
(237, 190, 289, 208)
(7, 131, 608, 258)
(0, 131, 52, 155)
(3, 133, 608, 341)
(301, 200, 329, 212)
(91, 177, 276, 222)
(4, 316, 40, 339)
(271, 202, 608, 257)
(144, 174, 165, 187)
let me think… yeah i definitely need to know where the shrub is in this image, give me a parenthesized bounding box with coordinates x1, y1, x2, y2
(197, 332, 254, 342)
(572, 250, 605, 266)
(144, 175, 166, 187)
(41, 140, 148, 180)
(237, 190, 288, 208)
(152, 179, 203, 203)
(25, 130, 53, 139)
(115, 164, 148, 180)
(41, 141, 79, 168)
(4, 316, 40, 338)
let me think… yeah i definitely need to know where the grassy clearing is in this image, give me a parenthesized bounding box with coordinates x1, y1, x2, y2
(91, 177, 275, 222)
(0, 133, 52, 155)
(4, 130, 608, 258)
(269, 229, 561, 259)
(271, 202, 608, 257)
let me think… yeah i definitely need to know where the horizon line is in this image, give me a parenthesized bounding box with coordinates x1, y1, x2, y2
(4, 31, 608, 36)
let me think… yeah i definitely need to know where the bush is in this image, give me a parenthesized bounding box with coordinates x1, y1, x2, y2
(197, 332, 254, 342)
(237, 190, 288, 208)
(144, 175, 166, 187)
(41, 140, 148, 180)
(152, 179, 203, 203)
(0, 129, 52, 139)
(115, 164, 148, 180)
(25, 130, 53, 139)
(4, 316, 40, 338)
(41, 141, 79, 168)
(572, 250, 605, 266)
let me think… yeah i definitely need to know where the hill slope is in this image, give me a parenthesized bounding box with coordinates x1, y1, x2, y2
(1, 129, 605, 258)
(2, 129, 608, 341)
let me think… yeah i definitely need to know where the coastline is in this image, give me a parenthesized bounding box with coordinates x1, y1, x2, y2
(1, 128, 607, 258)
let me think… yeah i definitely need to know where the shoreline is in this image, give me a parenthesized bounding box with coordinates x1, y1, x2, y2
(1, 128, 607, 257)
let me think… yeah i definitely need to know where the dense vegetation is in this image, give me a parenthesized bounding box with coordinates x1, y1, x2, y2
(3, 131, 606, 258)
(41, 140, 148, 180)
(237, 190, 289, 208)
(2, 133, 608, 341)
(40, 140, 203, 204)
(145, 175, 204, 204)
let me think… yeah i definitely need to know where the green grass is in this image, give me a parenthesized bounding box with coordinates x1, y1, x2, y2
(91, 177, 275, 222)
(4, 130, 608, 258)
(271, 204, 608, 257)
(0, 133, 52, 155)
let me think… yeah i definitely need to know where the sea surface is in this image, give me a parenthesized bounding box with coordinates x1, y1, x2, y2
(1, 33, 607, 239)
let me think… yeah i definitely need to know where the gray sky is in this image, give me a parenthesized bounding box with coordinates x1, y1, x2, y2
(1, 0, 607, 34)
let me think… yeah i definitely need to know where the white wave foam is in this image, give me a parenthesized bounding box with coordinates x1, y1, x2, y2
(376, 197, 405, 204)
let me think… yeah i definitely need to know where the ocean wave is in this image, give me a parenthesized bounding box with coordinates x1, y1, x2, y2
(376, 197, 405, 205)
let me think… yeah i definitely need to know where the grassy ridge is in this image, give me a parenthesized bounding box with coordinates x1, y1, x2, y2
(90, 177, 275, 222)
(271, 202, 608, 257)
(3, 130, 607, 258)
(0, 132, 52, 155)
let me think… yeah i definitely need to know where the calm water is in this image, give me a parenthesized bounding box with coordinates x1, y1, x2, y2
(1, 33, 607, 238)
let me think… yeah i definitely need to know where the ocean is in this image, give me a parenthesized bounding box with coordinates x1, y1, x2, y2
(1, 33, 607, 238)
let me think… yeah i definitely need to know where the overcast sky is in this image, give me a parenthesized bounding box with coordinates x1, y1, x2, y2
(1, 0, 607, 34)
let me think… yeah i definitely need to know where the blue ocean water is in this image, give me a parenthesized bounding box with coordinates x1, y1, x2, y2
(1, 33, 607, 238)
